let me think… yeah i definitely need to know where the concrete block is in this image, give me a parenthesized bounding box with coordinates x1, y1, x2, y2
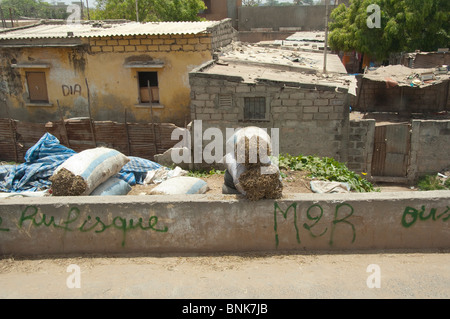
(313, 113, 329, 120)
(196, 114, 211, 120)
(236, 86, 251, 93)
(159, 45, 171, 52)
(224, 113, 238, 120)
(300, 100, 313, 106)
(331, 99, 345, 106)
(171, 45, 183, 51)
(113, 46, 125, 52)
(289, 92, 305, 99)
(282, 100, 298, 106)
(314, 99, 329, 106)
(271, 99, 282, 107)
(183, 45, 195, 51)
(210, 113, 223, 120)
(147, 45, 159, 51)
(195, 94, 210, 101)
(304, 106, 318, 113)
(319, 106, 333, 113)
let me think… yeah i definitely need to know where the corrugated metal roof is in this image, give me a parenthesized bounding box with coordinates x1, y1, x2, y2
(0, 21, 222, 40)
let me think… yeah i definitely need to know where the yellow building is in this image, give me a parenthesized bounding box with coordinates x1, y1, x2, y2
(0, 19, 236, 126)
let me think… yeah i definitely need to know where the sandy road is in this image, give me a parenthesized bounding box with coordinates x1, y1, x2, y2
(0, 249, 449, 300)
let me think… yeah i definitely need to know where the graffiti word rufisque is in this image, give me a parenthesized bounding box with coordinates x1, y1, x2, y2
(16, 205, 168, 246)
(273, 202, 356, 248)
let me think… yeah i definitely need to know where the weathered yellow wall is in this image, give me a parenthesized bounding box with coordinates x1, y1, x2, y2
(1, 33, 213, 127)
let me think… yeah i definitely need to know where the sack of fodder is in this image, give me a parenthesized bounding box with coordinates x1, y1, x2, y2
(224, 126, 283, 201)
(50, 147, 130, 196)
(224, 153, 282, 201)
(227, 126, 272, 168)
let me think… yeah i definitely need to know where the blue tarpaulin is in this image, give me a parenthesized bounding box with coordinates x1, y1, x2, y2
(0, 133, 162, 193)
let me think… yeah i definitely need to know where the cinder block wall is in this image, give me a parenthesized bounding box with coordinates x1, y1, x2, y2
(208, 18, 237, 52)
(347, 119, 375, 174)
(403, 52, 450, 69)
(189, 73, 349, 164)
(410, 120, 450, 178)
(88, 33, 213, 54)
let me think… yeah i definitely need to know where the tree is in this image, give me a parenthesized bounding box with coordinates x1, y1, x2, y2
(328, 0, 450, 61)
(242, 0, 263, 6)
(0, 0, 70, 19)
(92, 0, 207, 22)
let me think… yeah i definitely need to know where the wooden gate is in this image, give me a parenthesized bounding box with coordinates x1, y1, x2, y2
(371, 123, 411, 177)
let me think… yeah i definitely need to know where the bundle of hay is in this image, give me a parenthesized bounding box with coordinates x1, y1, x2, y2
(225, 127, 282, 201)
(238, 164, 283, 201)
(50, 147, 129, 196)
(232, 126, 271, 167)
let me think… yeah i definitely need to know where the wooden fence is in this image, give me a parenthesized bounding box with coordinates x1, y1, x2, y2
(0, 118, 182, 162)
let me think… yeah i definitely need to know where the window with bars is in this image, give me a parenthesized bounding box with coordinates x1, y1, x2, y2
(244, 97, 266, 120)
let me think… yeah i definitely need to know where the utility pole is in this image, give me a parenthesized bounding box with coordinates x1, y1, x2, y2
(135, 0, 139, 22)
(323, 0, 329, 74)
(85, 0, 90, 20)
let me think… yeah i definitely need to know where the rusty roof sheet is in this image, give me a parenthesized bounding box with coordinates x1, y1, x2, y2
(0, 20, 223, 40)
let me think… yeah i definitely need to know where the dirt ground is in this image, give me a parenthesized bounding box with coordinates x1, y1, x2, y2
(0, 250, 449, 299)
(128, 169, 415, 195)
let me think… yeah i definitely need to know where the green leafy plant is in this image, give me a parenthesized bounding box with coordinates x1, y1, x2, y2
(187, 168, 224, 178)
(277, 153, 377, 192)
(417, 175, 449, 191)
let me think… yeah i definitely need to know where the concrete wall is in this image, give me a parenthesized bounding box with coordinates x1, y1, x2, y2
(347, 119, 375, 174)
(208, 18, 237, 52)
(238, 31, 295, 43)
(403, 52, 450, 69)
(189, 73, 349, 165)
(410, 120, 450, 178)
(238, 5, 339, 32)
(200, 0, 241, 29)
(0, 191, 449, 256)
(345, 119, 450, 181)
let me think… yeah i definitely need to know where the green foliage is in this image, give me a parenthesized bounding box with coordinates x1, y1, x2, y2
(1, 0, 69, 19)
(329, 0, 450, 61)
(417, 175, 449, 191)
(445, 178, 450, 189)
(242, 0, 263, 6)
(278, 153, 377, 192)
(92, 0, 207, 22)
(187, 168, 224, 178)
